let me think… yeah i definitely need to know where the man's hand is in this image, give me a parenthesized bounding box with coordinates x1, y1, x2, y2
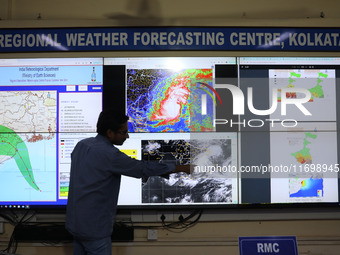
(160, 164, 193, 179)
(174, 164, 192, 175)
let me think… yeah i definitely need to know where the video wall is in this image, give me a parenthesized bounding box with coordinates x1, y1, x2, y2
(0, 56, 339, 209)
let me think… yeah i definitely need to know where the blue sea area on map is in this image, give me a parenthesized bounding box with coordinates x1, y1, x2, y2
(0, 136, 57, 202)
(290, 178, 323, 197)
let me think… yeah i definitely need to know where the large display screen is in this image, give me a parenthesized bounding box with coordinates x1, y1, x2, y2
(104, 57, 239, 206)
(1, 56, 339, 209)
(238, 57, 340, 205)
(0, 58, 103, 209)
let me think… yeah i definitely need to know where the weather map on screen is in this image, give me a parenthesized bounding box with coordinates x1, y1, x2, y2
(0, 58, 103, 208)
(289, 172, 324, 198)
(269, 68, 336, 121)
(238, 57, 340, 205)
(105, 57, 235, 133)
(290, 132, 317, 165)
(104, 57, 239, 206)
(270, 123, 338, 203)
(0, 131, 57, 202)
(126, 68, 215, 132)
(141, 133, 238, 204)
(0, 89, 57, 194)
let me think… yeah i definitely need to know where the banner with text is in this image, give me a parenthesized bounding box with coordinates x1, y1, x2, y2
(1, 27, 340, 52)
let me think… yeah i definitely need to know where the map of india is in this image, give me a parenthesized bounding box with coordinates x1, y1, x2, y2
(270, 69, 336, 122)
(0, 90, 57, 192)
(289, 132, 324, 198)
(0, 91, 57, 134)
(278, 71, 327, 102)
(291, 132, 317, 164)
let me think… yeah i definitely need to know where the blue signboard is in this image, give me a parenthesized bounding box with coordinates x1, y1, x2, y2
(239, 236, 298, 255)
(0, 27, 340, 52)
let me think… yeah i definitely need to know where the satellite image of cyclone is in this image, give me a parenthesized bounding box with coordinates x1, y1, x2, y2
(141, 138, 234, 204)
(126, 68, 214, 132)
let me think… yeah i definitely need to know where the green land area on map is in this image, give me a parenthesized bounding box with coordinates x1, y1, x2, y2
(291, 132, 317, 164)
(0, 125, 40, 191)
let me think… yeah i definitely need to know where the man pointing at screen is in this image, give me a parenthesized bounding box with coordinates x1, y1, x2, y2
(66, 109, 190, 255)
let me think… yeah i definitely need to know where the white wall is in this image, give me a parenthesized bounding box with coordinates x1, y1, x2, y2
(0, 0, 340, 27)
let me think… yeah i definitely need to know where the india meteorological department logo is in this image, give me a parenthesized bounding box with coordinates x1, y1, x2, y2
(194, 81, 313, 129)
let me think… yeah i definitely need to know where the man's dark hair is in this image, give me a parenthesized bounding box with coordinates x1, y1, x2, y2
(96, 109, 129, 136)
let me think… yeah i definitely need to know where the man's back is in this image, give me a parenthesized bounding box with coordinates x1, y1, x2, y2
(66, 135, 122, 240)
